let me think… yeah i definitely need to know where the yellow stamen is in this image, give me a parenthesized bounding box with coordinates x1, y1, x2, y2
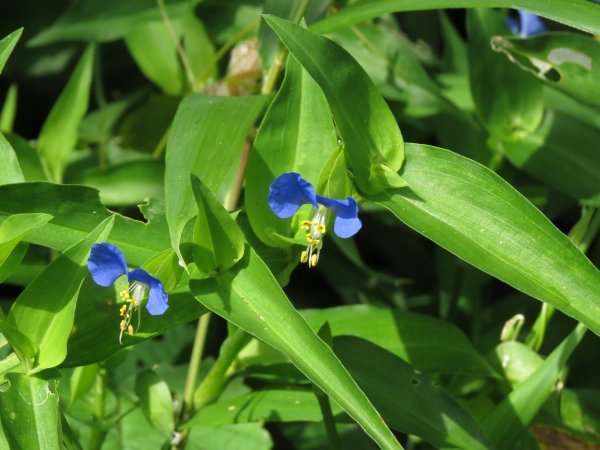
(300, 251, 308, 263)
(300, 206, 327, 268)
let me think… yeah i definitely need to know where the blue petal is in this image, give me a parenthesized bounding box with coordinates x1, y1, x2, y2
(506, 16, 519, 35)
(316, 195, 362, 238)
(128, 268, 169, 315)
(268, 172, 318, 218)
(517, 11, 546, 37)
(87, 243, 128, 287)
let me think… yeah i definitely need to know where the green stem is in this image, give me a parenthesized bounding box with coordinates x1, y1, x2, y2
(156, 0, 196, 90)
(313, 387, 342, 450)
(193, 328, 252, 409)
(93, 45, 106, 107)
(152, 125, 170, 159)
(260, 0, 310, 95)
(88, 369, 107, 450)
(526, 207, 599, 350)
(182, 313, 212, 420)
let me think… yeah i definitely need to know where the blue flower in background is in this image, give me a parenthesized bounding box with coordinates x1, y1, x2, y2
(268, 172, 362, 268)
(507, 10, 546, 37)
(88, 242, 169, 342)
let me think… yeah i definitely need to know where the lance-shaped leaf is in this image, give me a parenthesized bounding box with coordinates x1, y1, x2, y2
(246, 54, 337, 247)
(190, 248, 402, 450)
(0, 132, 23, 185)
(165, 94, 270, 266)
(0, 182, 170, 266)
(371, 144, 600, 335)
(135, 370, 175, 438)
(263, 15, 405, 195)
(7, 215, 114, 374)
(0, 373, 61, 449)
(502, 110, 600, 206)
(0, 28, 22, 75)
(334, 336, 493, 450)
(492, 31, 600, 107)
(0, 213, 52, 271)
(310, 0, 600, 36)
(191, 175, 245, 274)
(467, 8, 543, 140)
(37, 45, 95, 183)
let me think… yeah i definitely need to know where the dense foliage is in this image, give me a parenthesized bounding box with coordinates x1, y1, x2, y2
(1, 1, 600, 449)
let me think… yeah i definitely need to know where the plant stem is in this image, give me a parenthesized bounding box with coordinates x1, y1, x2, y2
(314, 387, 342, 450)
(88, 369, 107, 450)
(156, 0, 196, 90)
(176, 313, 212, 449)
(193, 328, 252, 409)
(182, 313, 212, 420)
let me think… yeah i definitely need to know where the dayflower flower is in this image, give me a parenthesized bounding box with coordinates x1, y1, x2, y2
(506, 10, 546, 38)
(87, 242, 169, 343)
(268, 172, 362, 268)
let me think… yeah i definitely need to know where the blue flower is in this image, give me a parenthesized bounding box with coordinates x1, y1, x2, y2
(88, 243, 169, 342)
(507, 10, 546, 38)
(268, 172, 362, 267)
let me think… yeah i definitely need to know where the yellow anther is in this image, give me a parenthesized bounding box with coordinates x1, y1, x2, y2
(119, 305, 128, 317)
(128, 324, 134, 336)
(301, 220, 311, 230)
(119, 319, 127, 331)
(310, 254, 319, 267)
(300, 251, 308, 263)
(120, 290, 130, 300)
(316, 224, 326, 233)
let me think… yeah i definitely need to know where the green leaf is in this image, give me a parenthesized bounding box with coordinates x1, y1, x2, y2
(492, 31, 600, 107)
(334, 336, 493, 450)
(63, 281, 207, 367)
(37, 45, 95, 183)
(502, 111, 600, 206)
(240, 305, 494, 376)
(165, 94, 270, 265)
(0, 28, 22, 75)
(0, 373, 61, 449)
(191, 175, 245, 274)
(0, 182, 170, 266)
(482, 323, 586, 449)
(310, 0, 600, 36)
(492, 341, 543, 388)
(0, 84, 18, 132)
(257, 0, 329, 72)
(371, 144, 600, 335)
(135, 370, 175, 437)
(0, 213, 53, 269)
(187, 423, 272, 450)
(305, 306, 494, 375)
(467, 9, 543, 140)
(29, 0, 199, 46)
(185, 388, 332, 428)
(67, 160, 164, 206)
(263, 15, 405, 195)
(7, 215, 114, 374)
(125, 21, 185, 95)
(0, 320, 36, 367)
(69, 364, 98, 406)
(3, 133, 45, 182)
(190, 248, 403, 450)
(245, 53, 337, 247)
(0, 132, 24, 185)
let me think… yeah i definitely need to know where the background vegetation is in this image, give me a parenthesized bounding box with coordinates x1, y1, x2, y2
(1, 0, 600, 449)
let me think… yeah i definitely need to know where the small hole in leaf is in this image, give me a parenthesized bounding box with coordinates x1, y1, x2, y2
(545, 68, 561, 82)
(410, 378, 420, 386)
